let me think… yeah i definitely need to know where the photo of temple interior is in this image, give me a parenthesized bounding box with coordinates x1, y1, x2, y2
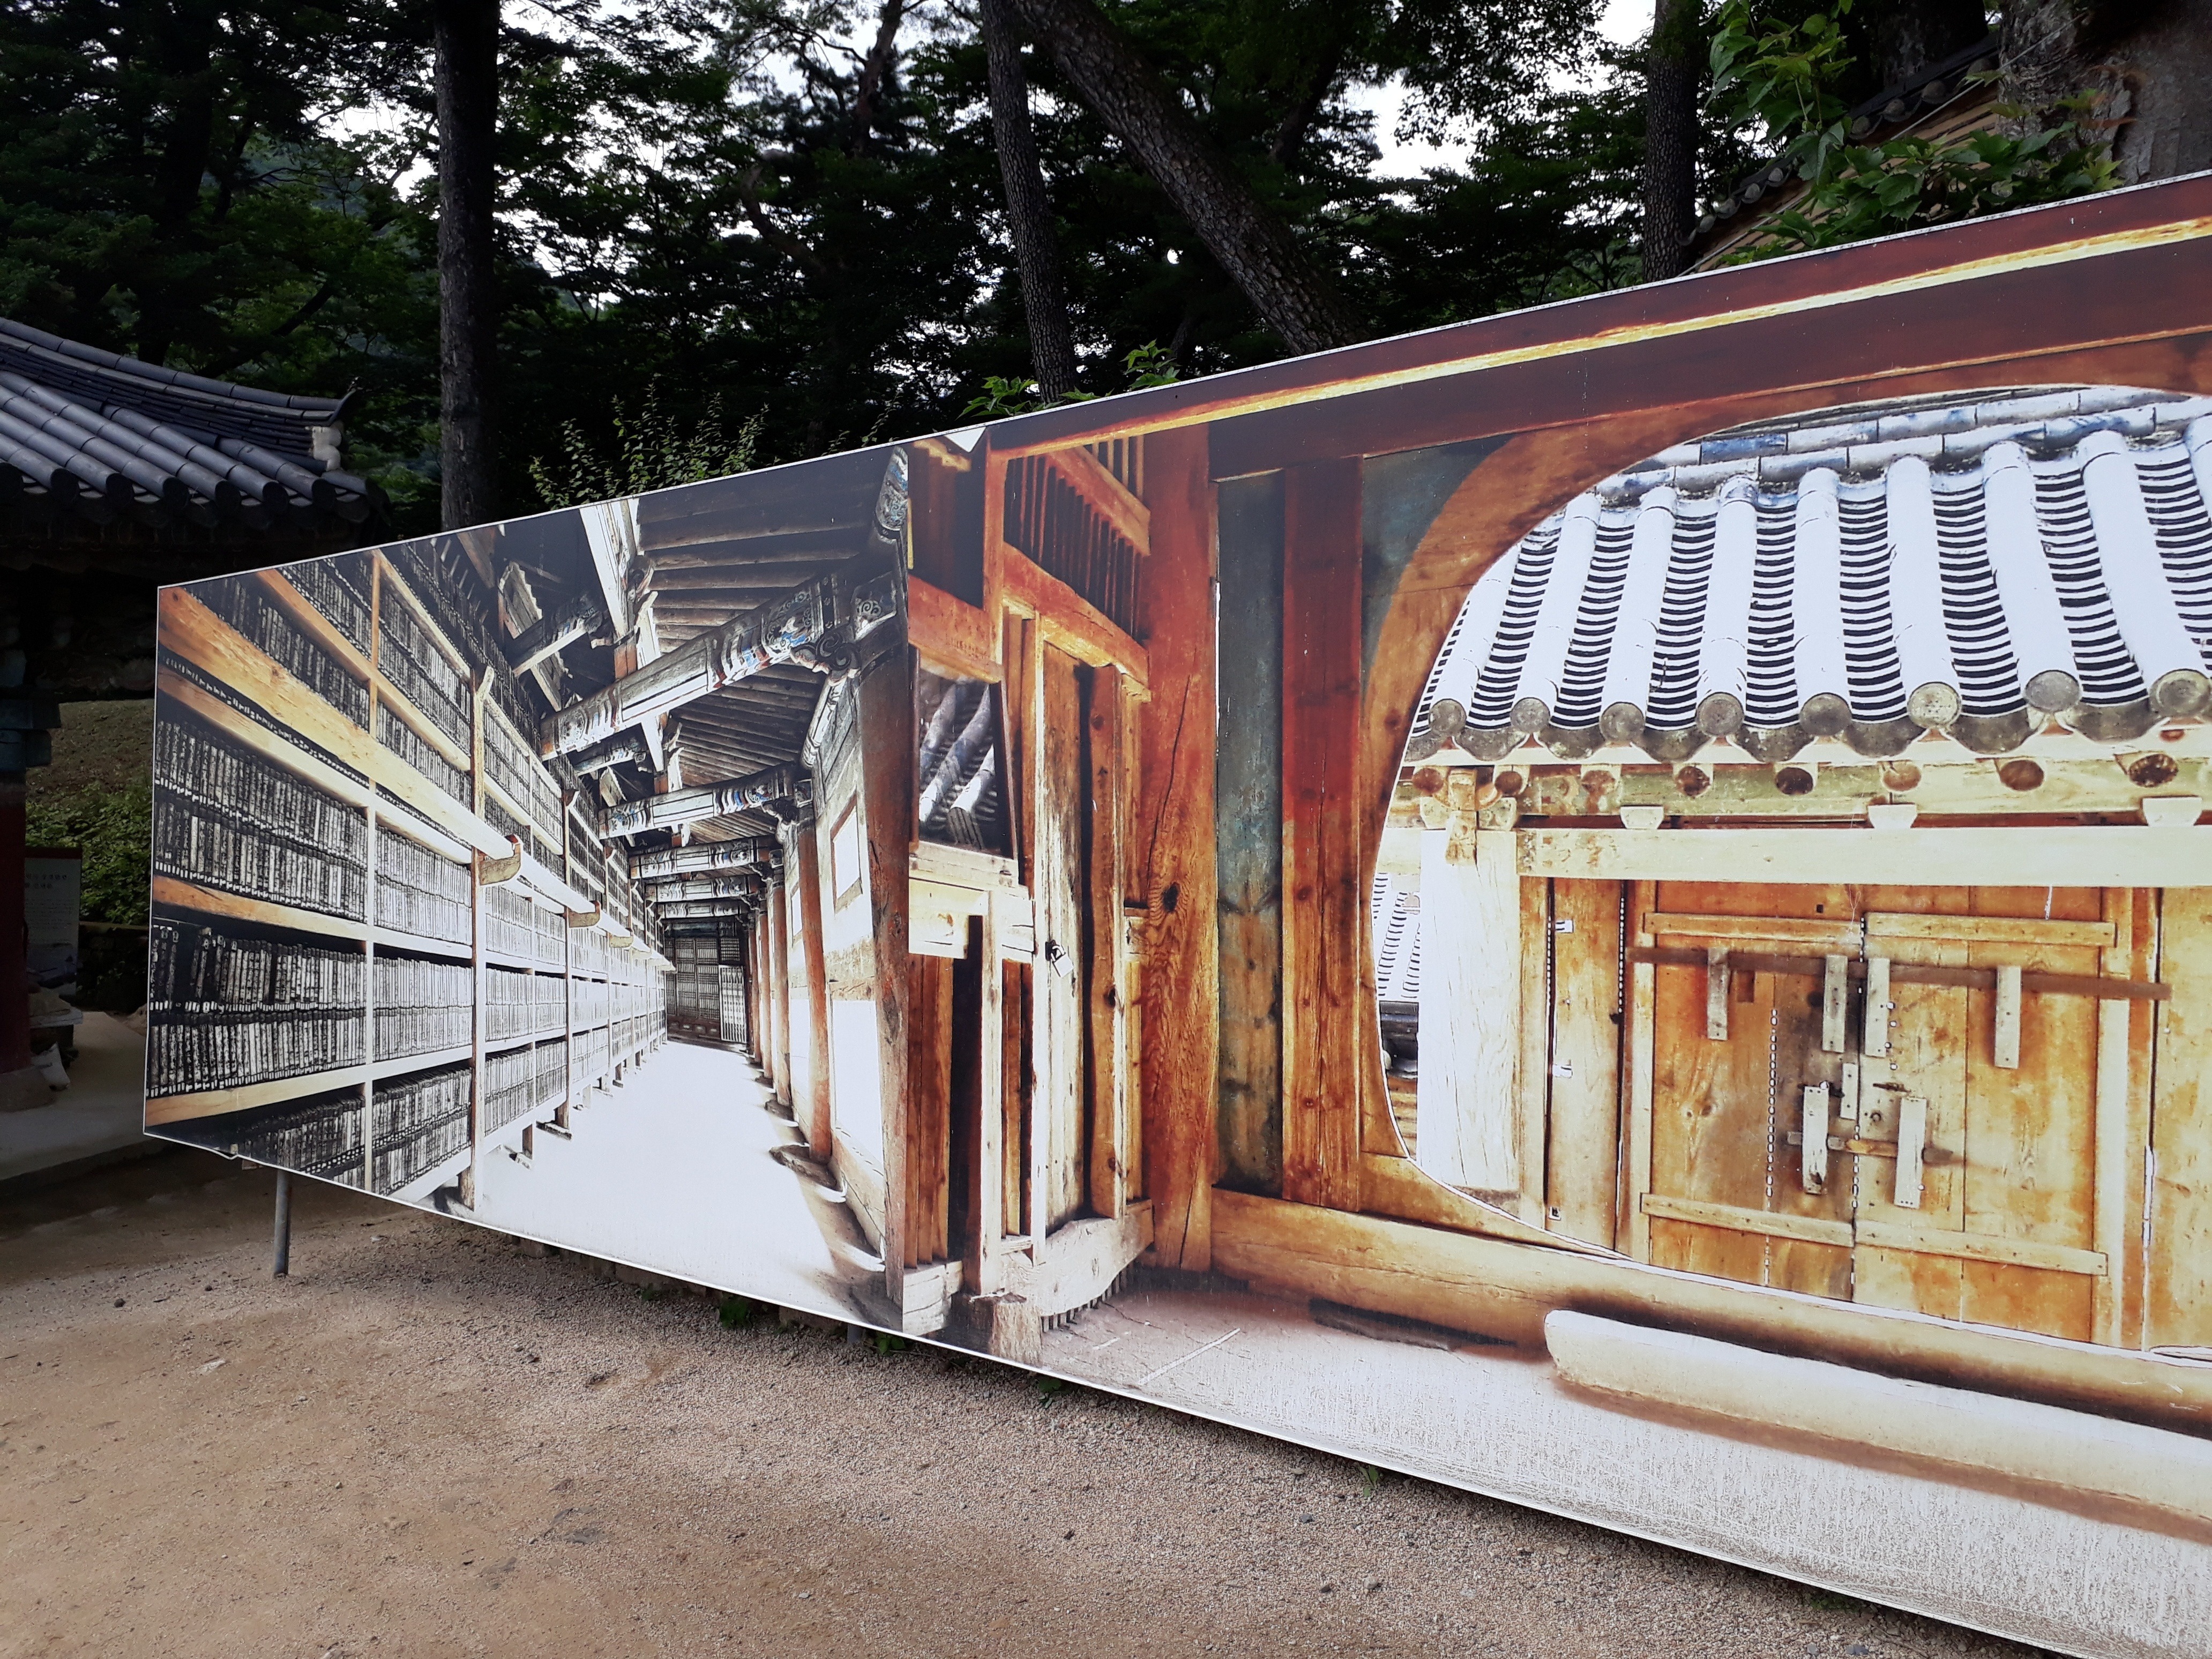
(144, 177, 2212, 1656)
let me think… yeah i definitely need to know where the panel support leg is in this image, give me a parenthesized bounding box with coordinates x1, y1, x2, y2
(272, 1169, 293, 1277)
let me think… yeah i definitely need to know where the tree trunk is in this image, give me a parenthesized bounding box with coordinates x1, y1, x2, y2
(1854, 0, 1990, 90)
(981, 0, 1080, 400)
(435, 0, 499, 532)
(1013, 0, 1359, 354)
(2005, 0, 2212, 185)
(849, 0, 908, 156)
(1639, 0, 1701, 283)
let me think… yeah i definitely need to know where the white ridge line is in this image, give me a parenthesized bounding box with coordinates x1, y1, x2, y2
(1134, 1327, 1243, 1388)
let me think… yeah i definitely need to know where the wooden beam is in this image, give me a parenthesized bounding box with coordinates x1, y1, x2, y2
(907, 578, 1000, 684)
(1522, 825, 2212, 887)
(1000, 548, 1150, 686)
(1277, 458, 1363, 1213)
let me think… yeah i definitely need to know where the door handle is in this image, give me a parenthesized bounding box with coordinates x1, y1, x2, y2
(1894, 1095, 1928, 1208)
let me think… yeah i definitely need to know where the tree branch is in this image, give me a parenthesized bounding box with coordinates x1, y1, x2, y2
(1013, 0, 1361, 354)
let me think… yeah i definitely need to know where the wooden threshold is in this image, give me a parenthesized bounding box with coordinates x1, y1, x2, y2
(1208, 1189, 2211, 1430)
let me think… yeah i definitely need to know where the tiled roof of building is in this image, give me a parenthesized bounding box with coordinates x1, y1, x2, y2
(0, 318, 379, 529)
(1410, 385, 2212, 764)
(1688, 33, 2002, 270)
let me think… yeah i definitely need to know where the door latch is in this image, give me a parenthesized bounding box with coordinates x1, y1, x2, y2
(1800, 1082, 1830, 1193)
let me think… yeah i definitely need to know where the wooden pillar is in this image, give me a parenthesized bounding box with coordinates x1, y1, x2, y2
(0, 772, 39, 1110)
(1279, 458, 1363, 1213)
(768, 872, 790, 1105)
(795, 820, 833, 1154)
(859, 651, 916, 1309)
(1138, 426, 1220, 1269)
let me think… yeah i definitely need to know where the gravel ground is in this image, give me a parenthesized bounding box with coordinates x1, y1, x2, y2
(1, 1149, 2053, 1659)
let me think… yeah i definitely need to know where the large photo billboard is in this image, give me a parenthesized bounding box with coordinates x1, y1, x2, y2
(147, 176, 2212, 1658)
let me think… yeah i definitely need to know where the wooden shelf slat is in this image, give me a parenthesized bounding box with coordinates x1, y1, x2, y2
(152, 874, 370, 944)
(147, 1043, 480, 1126)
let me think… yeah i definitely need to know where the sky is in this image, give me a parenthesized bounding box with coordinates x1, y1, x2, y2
(1348, 0, 1651, 177)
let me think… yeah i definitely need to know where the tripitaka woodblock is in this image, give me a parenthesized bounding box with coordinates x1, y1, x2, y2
(149, 174, 2212, 1659)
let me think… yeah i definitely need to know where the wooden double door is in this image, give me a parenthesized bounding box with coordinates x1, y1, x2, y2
(1629, 880, 2142, 1346)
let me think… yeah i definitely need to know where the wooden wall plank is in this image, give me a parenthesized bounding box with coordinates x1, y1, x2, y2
(1086, 665, 1131, 1220)
(1035, 645, 1087, 1234)
(908, 953, 953, 1267)
(1414, 821, 1520, 1197)
(2150, 887, 2212, 1351)
(1546, 878, 1624, 1249)
(1277, 458, 1363, 1213)
(1215, 471, 1283, 1198)
(1516, 870, 1550, 1224)
(1133, 427, 1217, 1267)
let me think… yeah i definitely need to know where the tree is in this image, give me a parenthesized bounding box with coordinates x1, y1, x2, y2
(981, 0, 1079, 400)
(1012, 0, 1363, 353)
(435, 0, 500, 530)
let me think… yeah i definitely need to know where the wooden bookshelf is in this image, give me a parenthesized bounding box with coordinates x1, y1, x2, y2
(155, 550, 675, 1195)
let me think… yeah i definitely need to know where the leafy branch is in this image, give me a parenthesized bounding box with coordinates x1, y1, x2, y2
(1705, 0, 2117, 259)
(960, 340, 1183, 420)
(528, 382, 765, 507)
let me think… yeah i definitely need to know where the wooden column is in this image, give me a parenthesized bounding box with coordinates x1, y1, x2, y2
(859, 651, 916, 1309)
(1278, 458, 1363, 1212)
(795, 819, 833, 1154)
(768, 875, 791, 1105)
(1138, 426, 1219, 1269)
(0, 773, 36, 1109)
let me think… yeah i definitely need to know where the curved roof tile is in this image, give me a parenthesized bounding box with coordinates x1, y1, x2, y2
(0, 318, 379, 529)
(1413, 386, 2212, 761)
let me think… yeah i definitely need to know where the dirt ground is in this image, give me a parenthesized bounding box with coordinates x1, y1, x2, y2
(1, 1150, 2053, 1659)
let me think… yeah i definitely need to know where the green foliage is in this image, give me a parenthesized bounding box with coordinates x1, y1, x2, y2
(871, 1332, 909, 1355)
(1755, 109, 2120, 254)
(1034, 1373, 1067, 1403)
(959, 341, 1184, 420)
(529, 384, 764, 509)
(1706, 0, 2116, 260)
(719, 1296, 754, 1329)
(1358, 1462, 1384, 1494)
(1708, 1, 1859, 184)
(27, 779, 152, 928)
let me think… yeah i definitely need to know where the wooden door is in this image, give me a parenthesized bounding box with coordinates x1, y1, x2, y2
(1631, 881, 2125, 1344)
(1030, 643, 1088, 1235)
(1852, 890, 2110, 1343)
(1639, 884, 1858, 1299)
